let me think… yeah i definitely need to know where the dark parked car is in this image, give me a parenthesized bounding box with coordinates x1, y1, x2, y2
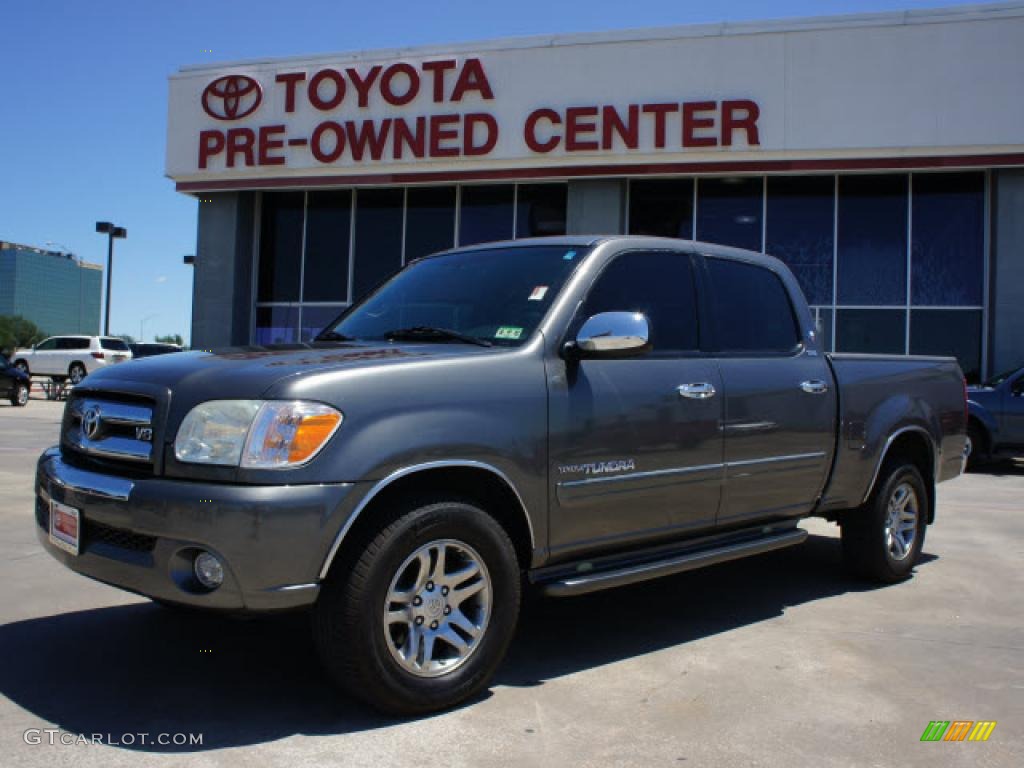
(967, 364, 1024, 467)
(34, 237, 968, 715)
(129, 342, 182, 359)
(0, 353, 31, 406)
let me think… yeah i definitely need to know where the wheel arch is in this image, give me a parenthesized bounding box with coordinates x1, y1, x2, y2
(862, 426, 937, 523)
(318, 461, 536, 581)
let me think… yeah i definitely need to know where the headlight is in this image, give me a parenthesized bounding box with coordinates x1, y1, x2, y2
(174, 400, 342, 468)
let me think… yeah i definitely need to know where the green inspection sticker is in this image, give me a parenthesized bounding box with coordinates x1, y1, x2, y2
(495, 326, 523, 340)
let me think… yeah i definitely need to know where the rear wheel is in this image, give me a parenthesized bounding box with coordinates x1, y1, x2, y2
(841, 463, 928, 583)
(68, 362, 86, 385)
(10, 382, 29, 407)
(313, 499, 520, 715)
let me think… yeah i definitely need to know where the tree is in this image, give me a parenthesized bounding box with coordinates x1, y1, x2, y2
(0, 315, 46, 356)
(155, 333, 184, 347)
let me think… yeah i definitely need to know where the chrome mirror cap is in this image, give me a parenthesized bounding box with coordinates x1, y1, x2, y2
(575, 312, 650, 356)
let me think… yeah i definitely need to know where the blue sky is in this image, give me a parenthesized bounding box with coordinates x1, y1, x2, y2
(0, 0, 966, 344)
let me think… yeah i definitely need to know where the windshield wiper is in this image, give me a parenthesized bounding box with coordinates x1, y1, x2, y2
(384, 326, 493, 347)
(313, 330, 356, 342)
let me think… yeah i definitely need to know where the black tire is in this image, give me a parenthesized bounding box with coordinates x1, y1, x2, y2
(313, 499, 521, 715)
(68, 362, 86, 385)
(966, 421, 987, 471)
(14, 360, 29, 376)
(10, 382, 29, 407)
(841, 462, 928, 583)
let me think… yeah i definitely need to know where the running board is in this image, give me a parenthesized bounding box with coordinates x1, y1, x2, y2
(541, 528, 808, 598)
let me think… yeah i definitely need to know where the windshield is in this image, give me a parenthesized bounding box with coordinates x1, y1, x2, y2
(325, 245, 587, 347)
(985, 364, 1023, 387)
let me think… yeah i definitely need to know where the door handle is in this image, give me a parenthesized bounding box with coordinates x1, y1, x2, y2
(678, 382, 716, 400)
(800, 379, 829, 394)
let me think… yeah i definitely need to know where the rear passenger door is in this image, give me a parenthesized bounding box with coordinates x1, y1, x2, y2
(703, 256, 836, 526)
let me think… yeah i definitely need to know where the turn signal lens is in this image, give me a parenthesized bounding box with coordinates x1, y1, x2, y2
(241, 402, 343, 469)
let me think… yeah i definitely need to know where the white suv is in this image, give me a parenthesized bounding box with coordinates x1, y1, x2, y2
(13, 336, 133, 384)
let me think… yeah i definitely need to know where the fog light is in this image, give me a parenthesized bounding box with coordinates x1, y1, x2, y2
(194, 551, 224, 589)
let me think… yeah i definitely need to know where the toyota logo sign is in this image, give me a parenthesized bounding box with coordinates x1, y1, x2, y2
(82, 406, 102, 441)
(202, 75, 262, 121)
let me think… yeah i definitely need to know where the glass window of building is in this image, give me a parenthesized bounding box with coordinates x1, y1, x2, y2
(301, 305, 347, 343)
(255, 305, 299, 345)
(628, 179, 694, 238)
(516, 184, 568, 238)
(257, 191, 304, 302)
(911, 172, 985, 307)
(696, 177, 762, 251)
(303, 190, 351, 303)
(766, 176, 834, 305)
(836, 309, 906, 354)
(837, 174, 907, 306)
(706, 257, 801, 354)
(353, 188, 404, 300)
(580, 251, 699, 352)
(405, 186, 456, 262)
(459, 184, 514, 246)
(911, 309, 983, 383)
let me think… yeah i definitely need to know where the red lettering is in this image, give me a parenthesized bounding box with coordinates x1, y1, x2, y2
(393, 117, 426, 159)
(344, 65, 381, 108)
(258, 125, 287, 165)
(311, 121, 345, 162)
(422, 59, 457, 102)
(198, 130, 225, 169)
(225, 128, 255, 167)
(642, 103, 678, 149)
(682, 101, 717, 147)
(721, 99, 760, 146)
(345, 119, 392, 161)
(565, 106, 599, 152)
(308, 69, 346, 111)
(275, 72, 306, 113)
(381, 63, 419, 106)
(524, 109, 562, 153)
(429, 114, 461, 157)
(464, 113, 498, 156)
(602, 105, 639, 150)
(451, 58, 494, 101)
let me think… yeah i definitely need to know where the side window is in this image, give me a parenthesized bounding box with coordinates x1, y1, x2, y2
(579, 251, 699, 352)
(36, 338, 58, 351)
(706, 258, 801, 354)
(64, 338, 89, 351)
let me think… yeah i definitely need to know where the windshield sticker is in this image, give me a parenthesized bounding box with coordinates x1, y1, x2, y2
(563, 250, 577, 261)
(495, 326, 523, 340)
(528, 286, 549, 301)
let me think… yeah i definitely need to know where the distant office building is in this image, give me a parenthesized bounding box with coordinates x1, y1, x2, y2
(0, 241, 103, 335)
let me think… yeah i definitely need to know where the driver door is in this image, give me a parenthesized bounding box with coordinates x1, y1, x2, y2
(547, 250, 723, 562)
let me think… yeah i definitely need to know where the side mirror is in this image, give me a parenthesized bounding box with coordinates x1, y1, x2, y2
(571, 312, 651, 358)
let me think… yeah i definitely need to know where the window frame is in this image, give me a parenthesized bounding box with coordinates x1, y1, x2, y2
(562, 248, 709, 359)
(699, 254, 806, 359)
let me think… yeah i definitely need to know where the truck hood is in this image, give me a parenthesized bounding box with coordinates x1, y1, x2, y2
(80, 342, 494, 400)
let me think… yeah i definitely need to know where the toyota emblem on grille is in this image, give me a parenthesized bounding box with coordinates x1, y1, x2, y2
(82, 406, 102, 440)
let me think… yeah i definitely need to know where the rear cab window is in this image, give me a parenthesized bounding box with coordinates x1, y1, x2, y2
(705, 257, 802, 355)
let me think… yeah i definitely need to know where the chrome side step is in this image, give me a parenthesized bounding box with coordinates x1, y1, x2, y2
(541, 528, 808, 597)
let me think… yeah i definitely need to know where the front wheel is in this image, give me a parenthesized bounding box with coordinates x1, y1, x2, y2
(10, 382, 29, 406)
(313, 500, 521, 715)
(841, 463, 928, 583)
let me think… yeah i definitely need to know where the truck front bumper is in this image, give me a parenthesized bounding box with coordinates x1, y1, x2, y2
(35, 447, 357, 612)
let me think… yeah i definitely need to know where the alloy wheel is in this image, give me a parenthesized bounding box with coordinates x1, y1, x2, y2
(885, 482, 919, 562)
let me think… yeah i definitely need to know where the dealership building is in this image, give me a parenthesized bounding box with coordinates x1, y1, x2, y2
(167, 2, 1024, 381)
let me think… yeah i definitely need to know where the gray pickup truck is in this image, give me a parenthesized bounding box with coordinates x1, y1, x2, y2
(35, 236, 968, 714)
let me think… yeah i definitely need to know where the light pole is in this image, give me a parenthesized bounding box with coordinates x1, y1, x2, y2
(140, 314, 159, 343)
(95, 221, 127, 336)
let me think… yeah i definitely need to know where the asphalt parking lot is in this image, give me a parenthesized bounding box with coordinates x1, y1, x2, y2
(0, 397, 1020, 767)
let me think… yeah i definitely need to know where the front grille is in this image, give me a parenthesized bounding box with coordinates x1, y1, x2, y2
(62, 392, 157, 475)
(83, 518, 157, 553)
